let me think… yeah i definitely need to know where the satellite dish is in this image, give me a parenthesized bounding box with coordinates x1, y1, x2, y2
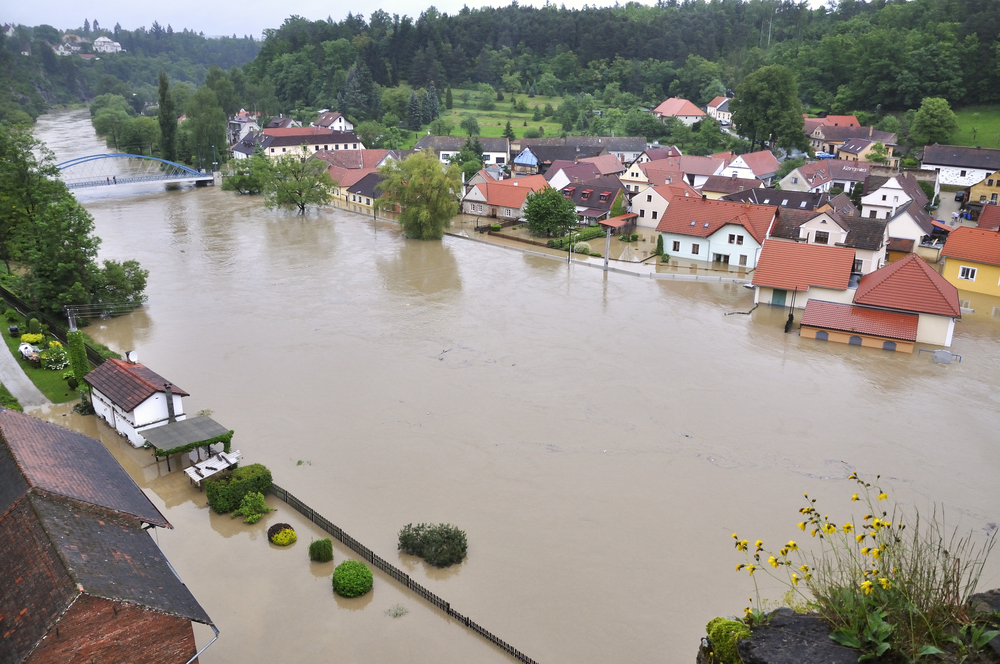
(125, 350, 138, 364)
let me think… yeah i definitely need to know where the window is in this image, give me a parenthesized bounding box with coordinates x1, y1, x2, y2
(728, 234, 736, 244)
(646, 194, 652, 202)
(961, 170, 967, 177)
(781, 199, 789, 206)
(651, 211, 658, 219)
(959, 266, 977, 280)
(988, 179, 994, 187)
(672, 241, 680, 252)
(581, 189, 593, 200)
(324, 145, 329, 150)
(483, 155, 491, 162)
(853, 259, 863, 272)
(816, 330, 829, 341)
(799, 201, 807, 208)
(270, 148, 275, 153)
(334, 145, 339, 150)
(993, 193, 998, 203)
(739, 254, 747, 266)
(849, 336, 862, 345)
(691, 243, 700, 255)
(639, 209, 645, 217)
(882, 341, 897, 351)
(791, 177, 798, 184)
(282, 148, 287, 153)
(599, 191, 611, 202)
(736, 235, 744, 245)
(366, 198, 371, 205)
(869, 210, 877, 219)
(505, 208, 512, 217)
(315, 146, 320, 151)
(881, 195, 887, 201)
(815, 231, 829, 244)
(477, 204, 483, 213)
(353, 144, 358, 149)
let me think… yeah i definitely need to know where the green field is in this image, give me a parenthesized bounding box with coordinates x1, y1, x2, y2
(951, 106, 1000, 149)
(401, 89, 572, 148)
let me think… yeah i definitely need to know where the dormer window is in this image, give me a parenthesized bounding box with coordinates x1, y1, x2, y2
(564, 187, 575, 197)
(581, 189, 593, 200)
(800, 201, 807, 208)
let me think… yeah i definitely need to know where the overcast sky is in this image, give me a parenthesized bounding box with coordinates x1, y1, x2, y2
(5, 0, 660, 40)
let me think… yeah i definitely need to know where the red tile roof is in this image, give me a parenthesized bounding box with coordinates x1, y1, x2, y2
(707, 96, 729, 109)
(977, 205, 1000, 231)
(83, 359, 189, 413)
(751, 240, 856, 291)
(655, 197, 776, 244)
(599, 214, 638, 229)
(579, 154, 626, 175)
(475, 176, 548, 208)
(941, 225, 1000, 266)
(854, 253, 960, 317)
(737, 150, 781, 177)
(651, 182, 699, 201)
(652, 98, 706, 118)
(802, 300, 918, 341)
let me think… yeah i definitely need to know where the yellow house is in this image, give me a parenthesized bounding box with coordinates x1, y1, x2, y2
(969, 171, 1000, 206)
(941, 226, 1000, 296)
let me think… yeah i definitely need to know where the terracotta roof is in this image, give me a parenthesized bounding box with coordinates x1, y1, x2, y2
(545, 160, 601, 183)
(887, 237, 915, 252)
(922, 144, 1000, 170)
(711, 151, 737, 163)
(316, 149, 392, 170)
(655, 196, 776, 244)
(651, 182, 699, 201)
(737, 150, 780, 177)
(328, 166, 378, 188)
(579, 153, 626, 175)
(0, 408, 170, 527)
(817, 115, 860, 127)
(83, 359, 189, 413)
(652, 98, 705, 118)
(474, 176, 548, 208)
(707, 96, 729, 109)
(701, 175, 763, 194)
(751, 240, 856, 291)
(599, 214, 638, 228)
(977, 204, 1000, 231)
(812, 125, 896, 145)
(854, 253, 960, 317)
(941, 226, 1000, 266)
(640, 163, 684, 186)
(801, 300, 918, 341)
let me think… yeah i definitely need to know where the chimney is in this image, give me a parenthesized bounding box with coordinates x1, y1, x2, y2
(164, 383, 176, 424)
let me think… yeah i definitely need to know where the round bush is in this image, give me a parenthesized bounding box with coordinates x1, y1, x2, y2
(271, 528, 296, 546)
(332, 560, 373, 598)
(267, 522, 292, 540)
(573, 242, 591, 254)
(309, 538, 334, 562)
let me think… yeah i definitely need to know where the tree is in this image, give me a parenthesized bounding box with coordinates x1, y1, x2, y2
(867, 141, 889, 164)
(205, 65, 238, 117)
(731, 65, 807, 153)
(0, 126, 62, 273)
(407, 91, 422, 130)
(376, 150, 461, 240)
(422, 81, 440, 123)
(178, 86, 227, 169)
(460, 115, 480, 136)
(502, 121, 516, 141)
(429, 118, 454, 136)
(445, 87, 453, 110)
(264, 155, 334, 214)
(157, 71, 177, 163)
(609, 191, 627, 218)
(911, 98, 959, 146)
(222, 153, 269, 194)
(524, 186, 578, 237)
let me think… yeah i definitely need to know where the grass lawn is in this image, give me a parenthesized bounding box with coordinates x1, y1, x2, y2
(402, 90, 572, 148)
(0, 315, 77, 404)
(951, 105, 1000, 149)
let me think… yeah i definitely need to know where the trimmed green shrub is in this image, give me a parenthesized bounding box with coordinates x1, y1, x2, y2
(271, 528, 296, 546)
(398, 523, 468, 568)
(655, 235, 664, 256)
(66, 331, 90, 382)
(20, 333, 43, 345)
(309, 538, 334, 562)
(4, 308, 18, 323)
(205, 463, 273, 514)
(332, 560, 373, 597)
(231, 491, 272, 524)
(706, 617, 750, 664)
(573, 242, 591, 254)
(490, 223, 502, 231)
(28, 318, 40, 334)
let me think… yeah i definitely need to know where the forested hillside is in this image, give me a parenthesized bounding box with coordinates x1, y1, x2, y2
(244, 0, 999, 116)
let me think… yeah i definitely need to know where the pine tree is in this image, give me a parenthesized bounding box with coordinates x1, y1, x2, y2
(533, 106, 542, 121)
(445, 87, 453, 110)
(527, 84, 536, 98)
(503, 121, 516, 141)
(407, 91, 422, 130)
(426, 81, 440, 121)
(93, 19, 100, 32)
(83, 19, 91, 34)
(157, 71, 177, 163)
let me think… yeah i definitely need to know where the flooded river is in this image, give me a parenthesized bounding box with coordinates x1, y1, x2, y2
(32, 109, 1000, 663)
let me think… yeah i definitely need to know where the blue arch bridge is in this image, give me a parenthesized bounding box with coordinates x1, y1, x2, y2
(56, 153, 215, 189)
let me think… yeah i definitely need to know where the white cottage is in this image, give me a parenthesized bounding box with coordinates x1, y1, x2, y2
(654, 196, 777, 268)
(921, 144, 1000, 187)
(84, 357, 189, 448)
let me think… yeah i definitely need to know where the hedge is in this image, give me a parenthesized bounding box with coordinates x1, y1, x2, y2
(205, 463, 272, 514)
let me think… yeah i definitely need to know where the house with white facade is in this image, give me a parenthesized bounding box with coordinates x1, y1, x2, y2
(721, 150, 780, 185)
(416, 136, 510, 167)
(92, 36, 124, 53)
(860, 174, 928, 220)
(706, 97, 731, 124)
(768, 207, 887, 274)
(655, 196, 777, 268)
(261, 127, 364, 159)
(632, 182, 698, 228)
(313, 111, 354, 132)
(752, 239, 858, 308)
(84, 357, 189, 448)
(651, 98, 706, 126)
(921, 144, 1000, 187)
(778, 160, 872, 193)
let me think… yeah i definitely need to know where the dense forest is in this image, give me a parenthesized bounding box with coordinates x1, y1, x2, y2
(0, 22, 259, 124)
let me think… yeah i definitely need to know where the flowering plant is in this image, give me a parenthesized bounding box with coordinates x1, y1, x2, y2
(732, 473, 997, 661)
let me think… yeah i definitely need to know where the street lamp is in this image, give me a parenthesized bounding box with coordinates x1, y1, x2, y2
(212, 145, 218, 172)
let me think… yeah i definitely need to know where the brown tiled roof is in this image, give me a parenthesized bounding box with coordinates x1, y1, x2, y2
(0, 408, 170, 527)
(854, 253, 960, 317)
(767, 207, 822, 240)
(83, 359, 188, 413)
(826, 193, 858, 216)
(887, 237, 915, 252)
(475, 175, 549, 208)
(751, 240, 856, 291)
(922, 144, 1000, 170)
(579, 154, 626, 175)
(737, 150, 780, 177)
(653, 98, 705, 118)
(656, 197, 776, 244)
(640, 146, 682, 161)
(701, 175, 763, 194)
(838, 137, 873, 155)
(941, 226, 1000, 266)
(802, 300, 918, 341)
(840, 215, 887, 251)
(707, 96, 729, 109)
(544, 162, 601, 183)
(651, 182, 699, 200)
(813, 125, 896, 145)
(978, 204, 1000, 231)
(316, 149, 392, 170)
(562, 177, 625, 211)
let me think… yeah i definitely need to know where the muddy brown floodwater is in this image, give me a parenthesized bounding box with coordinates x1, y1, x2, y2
(31, 109, 1000, 663)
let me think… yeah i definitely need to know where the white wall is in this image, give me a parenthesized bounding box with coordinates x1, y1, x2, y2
(916, 314, 955, 347)
(922, 165, 993, 188)
(754, 287, 854, 308)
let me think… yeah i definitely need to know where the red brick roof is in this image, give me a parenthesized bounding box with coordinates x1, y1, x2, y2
(854, 253, 961, 317)
(655, 197, 776, 244)
(751, 240, 856, 291)
(802, 300, 918, 341)
(707, 96, 729, 109)
(83, 359, 188, 413)
(737, 150, 780, 177)
(475, 175, 548, 208)
(652, 98, 706, 118)
(0, 408, 170, 527)
(599, 214, 638, 229)
(977, 205, 1000, 231)
(943, 225, 1000, 266)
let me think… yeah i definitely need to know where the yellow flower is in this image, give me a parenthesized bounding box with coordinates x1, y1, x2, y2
(732, 533, 738, 539)
(878, 578, 891, 590)
(851, 493, 859, 501)
(843, 522, 854, 533)
(871, 548, 881, 560)
(736, 564, 744, 571)
(798, 522, 806, 531)
(768, 556, 779, 569)
(861, 547, 871, 555)
(811, 529, 818, 537)
(861, 580, 874, 595)
(746, 565, 757, 576)
(877, 492, 888, 501)
(755, 540, 764, 550)
(786, 541, 798, 551)
(736, 539, 749, 552)
(855, 534, 865, 543)
(799, 565, 810, 573)
(791, 573, 800, 586)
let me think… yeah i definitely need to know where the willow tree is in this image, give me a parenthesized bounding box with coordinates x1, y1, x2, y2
(377, 150, 460, 240)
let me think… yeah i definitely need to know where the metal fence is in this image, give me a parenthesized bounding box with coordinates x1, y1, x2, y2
(269, 483, 539, 664)
(0, 286, 108, 366)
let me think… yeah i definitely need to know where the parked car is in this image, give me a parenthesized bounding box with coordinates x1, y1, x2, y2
(954, 190, 965, 202)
